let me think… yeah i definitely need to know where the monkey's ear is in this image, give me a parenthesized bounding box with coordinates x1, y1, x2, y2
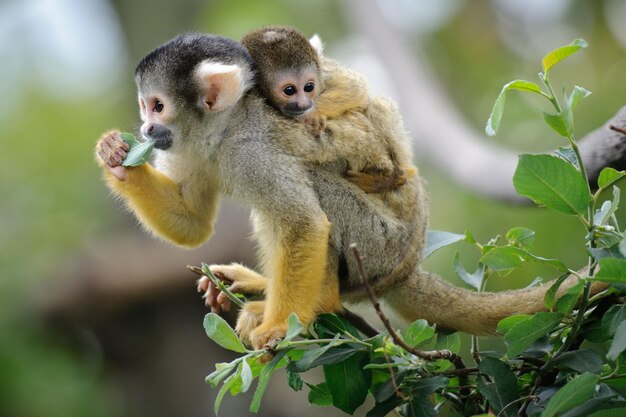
(309, 34, 324, 55)
(196, 62, 246, 112)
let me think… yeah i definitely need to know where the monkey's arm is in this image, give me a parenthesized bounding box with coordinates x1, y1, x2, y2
(96, 131, 219, 248)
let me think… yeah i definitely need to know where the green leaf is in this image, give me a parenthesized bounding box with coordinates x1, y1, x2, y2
(555, 147, 579, 167)
(250, 350, 288, 413)
(486, 80, 546, 136)
(480, 246, 525, 271)
(120, 132, 154, 167)
(276, 313, 303, 348)
(403, 319, 435, 348)
(542, 39, 588, 75)
(598, 167, 626, 190)
(374, 370, 407, 403)
(607, 319, 626, 362)
(402, 396, 438, 417)
(593, 187, 620, 227)
(323, 351, 371, 415)
(602, 305, 626, 336)
(203, 313, 247, 353)
(505, 312, 563, 357)
(366, 397, 404, 417)
(240, 359, 253, 393)
(497, 314, 531, 334)
(287, 367, 303, 391)
(307, 382, 333, 407)
(434, 332, 461, 353)
(595, 258, 626, 283)
(553, 349, 604, 374)
(541, 372, 600, 417)
(477, 358, 520, 417)
(423, 230, 465, 258)
(214, 371, 240, 416)
(290, 338, 356, 372)
(588, 407, 626, 417)
(453, 253, 484, 289)
(506, 227, 536, 249)
(514, 154, 590, 216)
(543, 111, 570, 137)
(544, 273, 571, 310)
(314, 314, 360, 338)
(555, 282, 583, 315)
(206, 361, 239, 387)
(567, 85, 591, 112)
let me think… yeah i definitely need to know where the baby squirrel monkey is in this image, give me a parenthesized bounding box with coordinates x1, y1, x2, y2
(241, 26, 415, 193)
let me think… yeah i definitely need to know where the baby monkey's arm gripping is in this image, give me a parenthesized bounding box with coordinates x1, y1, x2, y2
(95, 130, 220, 248)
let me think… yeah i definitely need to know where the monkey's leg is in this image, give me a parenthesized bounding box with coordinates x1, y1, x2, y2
(96, 131, 219, 248)
(248, 216, 333, 349)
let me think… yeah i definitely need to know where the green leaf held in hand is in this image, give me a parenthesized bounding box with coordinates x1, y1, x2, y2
(120, 132, 154, 167)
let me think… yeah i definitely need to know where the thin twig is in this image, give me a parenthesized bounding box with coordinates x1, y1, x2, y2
(383, 335, 409, 400)
(609, 124, 626, 136)
(349, 244, 466, 368)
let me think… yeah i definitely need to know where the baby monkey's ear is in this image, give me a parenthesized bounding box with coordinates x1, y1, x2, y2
(196, 62, 246, 112)
(309, 34, 324, 55)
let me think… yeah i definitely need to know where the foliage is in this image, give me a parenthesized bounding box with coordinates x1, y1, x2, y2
(201, 39, 626, 416)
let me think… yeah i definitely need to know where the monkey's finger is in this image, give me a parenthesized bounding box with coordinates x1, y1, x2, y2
(216, 292, 232, 312)
(206, 281, 219, 309)
(197, 277, 210, 293)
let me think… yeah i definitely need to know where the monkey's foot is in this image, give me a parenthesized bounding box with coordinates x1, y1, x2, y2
(236, 301, 266, 345)
(199, 264, 268, 313)
(249, 322, 288, 351)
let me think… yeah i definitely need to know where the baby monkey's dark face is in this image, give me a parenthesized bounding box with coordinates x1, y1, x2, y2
(269, 65, 320, 117)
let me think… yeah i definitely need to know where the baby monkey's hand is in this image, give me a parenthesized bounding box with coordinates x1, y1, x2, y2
(300, 110, 327, 138)
(96, 130, 129, 181)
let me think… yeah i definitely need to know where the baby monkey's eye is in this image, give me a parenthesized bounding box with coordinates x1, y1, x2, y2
(304, 82, 315, 93)
(283, 85, 297, 96)
(154, 100, 164, 113)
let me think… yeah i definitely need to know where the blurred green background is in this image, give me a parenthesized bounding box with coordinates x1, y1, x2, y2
(2, 0, 626, 416)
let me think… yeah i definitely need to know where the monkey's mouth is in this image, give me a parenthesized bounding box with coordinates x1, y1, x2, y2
(153, 137, 173, 150)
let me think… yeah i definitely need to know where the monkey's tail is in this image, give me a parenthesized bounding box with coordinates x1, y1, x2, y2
(382, 269, 607, 335)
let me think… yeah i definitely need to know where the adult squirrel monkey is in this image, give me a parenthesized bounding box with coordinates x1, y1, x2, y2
(96, 33, 605, 350)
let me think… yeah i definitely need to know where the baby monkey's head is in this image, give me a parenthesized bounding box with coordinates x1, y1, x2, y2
(242, 26, 324, 117)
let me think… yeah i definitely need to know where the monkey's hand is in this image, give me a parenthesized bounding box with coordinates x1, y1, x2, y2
(300, 110, 327, 138)
(95, 130, 129, 181)
(198, 264, 268, 314)
(345, 167, 408, 193)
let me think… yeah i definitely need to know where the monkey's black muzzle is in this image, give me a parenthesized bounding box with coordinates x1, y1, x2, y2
(282, 102, 313, 117)
(144, 124, 173, 150)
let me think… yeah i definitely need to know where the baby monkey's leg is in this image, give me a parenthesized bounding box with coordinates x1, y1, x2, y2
(345, 166, 417, 193)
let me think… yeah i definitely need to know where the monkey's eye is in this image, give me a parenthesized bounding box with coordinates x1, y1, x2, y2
(283, 85, 297, 96)
(304, 82, 315, 93)
(153, 100, 164, 113)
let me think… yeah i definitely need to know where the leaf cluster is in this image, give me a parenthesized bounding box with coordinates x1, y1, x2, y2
(201, 39, 626, 416)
